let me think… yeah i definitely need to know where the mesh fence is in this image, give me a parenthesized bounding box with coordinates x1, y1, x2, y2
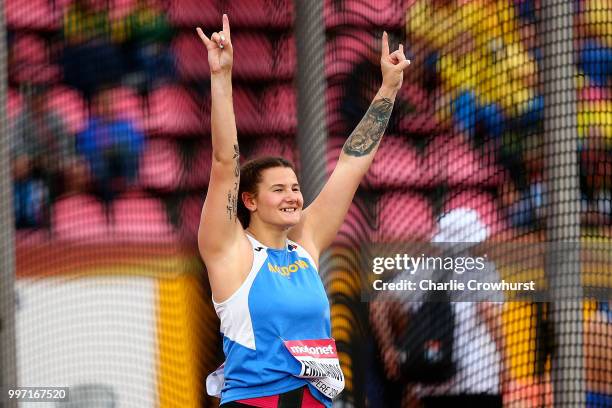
(1, 0, 611, 407)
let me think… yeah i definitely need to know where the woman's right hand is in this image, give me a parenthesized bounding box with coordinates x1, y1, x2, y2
(196, 14, 233, 76)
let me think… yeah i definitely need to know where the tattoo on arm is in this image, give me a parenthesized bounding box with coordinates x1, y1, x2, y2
(342, 98, 393, 157)
(227, 144, 240, 221)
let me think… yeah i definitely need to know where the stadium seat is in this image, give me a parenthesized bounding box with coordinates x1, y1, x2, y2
(147, 85, 207, 136)
(183, 143, 212, 189)
(10, 34, 61, 85)
(263, 85, 297, 135)
(233, 86, 263, 135)
(11, 34, 47, 65)
(52, 194, 109, 241)
(324, 0, 404, 29)
(112, 195, 177, 242)
(273, 34, 297, 79)
(168, 0, 219, 28)
(110, 0, 138, 19)
(105, 86, 146, 131)
(365, 136, 429, 188)
(139, 139, 183, 191)
(376, 192, 435, 242)
(425, 135, 503, 187)
(326, 84, 348, 135)
(396, 84, 440, 134)
(443, 190, 504, 237)
(172, 34, 211, 81)
(336, 200, 376, 247)
(8, 88, 23, 123)
(580, 86, 610, 102)
(247, 136, 296, 164)
(325, 30, 378, 80)
(232, 33, 274, 80)
(226, 0, 294, 29)
(6, 0, 60, 30)
(180, 195, 205, 240)
(46, 85, 88, 134)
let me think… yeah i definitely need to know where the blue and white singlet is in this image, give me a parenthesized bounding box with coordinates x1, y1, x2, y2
(208, 234, 333, 407)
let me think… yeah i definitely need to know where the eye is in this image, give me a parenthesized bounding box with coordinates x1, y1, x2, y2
(274, 189, 283, 192)
(292, 187, 300, 192)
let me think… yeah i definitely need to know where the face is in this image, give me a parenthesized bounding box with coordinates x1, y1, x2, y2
(244, 167, 303, 229)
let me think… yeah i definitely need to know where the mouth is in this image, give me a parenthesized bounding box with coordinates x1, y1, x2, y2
(280, 208, 298, 213)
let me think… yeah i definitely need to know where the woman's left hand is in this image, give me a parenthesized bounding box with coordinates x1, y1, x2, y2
(380, 32, 411, 91)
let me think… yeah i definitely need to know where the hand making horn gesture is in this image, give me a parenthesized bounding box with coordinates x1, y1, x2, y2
(380, 31, 411, 91)
(196, 14, 233, 75)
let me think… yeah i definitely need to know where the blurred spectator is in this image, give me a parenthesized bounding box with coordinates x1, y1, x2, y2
(500, 178, 544, 229)
(119, 0, 176, 90)
(76, 87, 145, 204)
(578, 0, 612, 87)
(369, 209, 506, 407)
(61, 0, 125, 99)
(580, 135, 612, 225)
(585, 301, 612, 408)
(11, 85, 89, 228)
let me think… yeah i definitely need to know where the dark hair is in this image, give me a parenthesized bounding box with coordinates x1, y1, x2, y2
(237, 156, 296, 229)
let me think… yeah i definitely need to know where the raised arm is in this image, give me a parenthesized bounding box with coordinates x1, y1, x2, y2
(293, 32, 411, 257)
(196, 16, 246, 263)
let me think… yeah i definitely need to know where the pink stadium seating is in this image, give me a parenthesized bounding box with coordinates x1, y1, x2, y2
(325, 84, 348, 135)
(180, 195, 205, 240)
(110, 0, 138, 19)
(52, 194, 109, 241)
(376, 192, 435, 242)
(12, 34, 47, 65)
(263, 85, 297, 135)
(335, 200, 376, 247)
(172, 34, 211, 81)
(273, 35, 297, 79)
(183, 143, 212, 189)
(168, 0, 219, 28)
(325, 30, 377, 79)
(147, 85, 207, 136)
(324, 0, 404, 29)
(443, 189, 504, 237)
(425, 135, 503, 187)
(364, 136, 429, 188)
(6, 0, 60, 30)
(106, 86, 146, 131)
(139, 139, 183, 191)
(248, 137, 296, 164)
(8, 88, 23, 123)
(580, 86, 611, 102)
(233, 87, 263, 135)
(10, 34, 61, 85)
(232, 33, 274, 80)
(112, 195, 177, 242)
(46, 85, 88, 134)
(226, 0, 294, 29)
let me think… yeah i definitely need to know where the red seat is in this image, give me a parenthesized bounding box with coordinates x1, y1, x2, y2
(325, 84, 348, 135)
(10, 34, 61, 85)
(52, 194, 109, 241)
(106, 86, 146, 131)
(168, 0, 219, 28)
(6, 0, 60, 30)
(425, 135, 503, 187)
(443, 190, 504, 237)
(147, 85, 207, 136)
(232, 33, 274, 80)
(263, 85, 297, 135)
(325, 30, 378, 79)
(139, 139, 183, 191)
(46, 85, 88, 134)
(183, 144, 212, 189)
(365, 136, 429, 188)
(335, 200, 376, 247)
(172, 34, 211, 81)
(110, 0, 138, 19)
(234, 87, 263, 135)
(324, 0, 404, 29)
(226, 0, 293, 29)
(376, 192, 434, 242)
(180, 195, 205, 240)
(112, 195, 177, 242)
(8, 88, 23, 123)
(580, 86, 610, 102)
(248, 136, 296, 164)
(273, 34, 296, 79)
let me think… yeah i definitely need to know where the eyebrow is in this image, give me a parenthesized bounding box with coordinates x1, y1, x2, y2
(270, 183, 300, 188)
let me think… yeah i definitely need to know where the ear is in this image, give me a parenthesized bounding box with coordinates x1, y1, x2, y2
(242, 191, 257, 212)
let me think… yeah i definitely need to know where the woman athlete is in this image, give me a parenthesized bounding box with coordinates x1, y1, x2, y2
(196, 15, 410, 408)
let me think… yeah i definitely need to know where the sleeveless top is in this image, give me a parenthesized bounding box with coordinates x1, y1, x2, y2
(210, 234, 333, 407)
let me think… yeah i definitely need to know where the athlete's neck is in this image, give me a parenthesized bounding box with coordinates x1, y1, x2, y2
(245, 222, 289, 250)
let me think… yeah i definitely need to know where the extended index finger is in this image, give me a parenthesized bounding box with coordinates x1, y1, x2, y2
(222, 14, 231, 41)
(381, 31, 390, 58)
